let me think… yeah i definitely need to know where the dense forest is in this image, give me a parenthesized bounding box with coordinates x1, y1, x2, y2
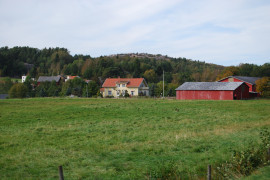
(0, 46, 269, 97)
(0, 46, 226, 83)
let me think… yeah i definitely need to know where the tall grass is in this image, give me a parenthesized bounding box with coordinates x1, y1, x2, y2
(0, 98, 269, 179)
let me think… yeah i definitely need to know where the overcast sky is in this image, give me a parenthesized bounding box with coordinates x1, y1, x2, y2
(0, 0, 270, 66)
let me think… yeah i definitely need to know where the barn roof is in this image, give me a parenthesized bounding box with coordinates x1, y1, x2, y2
(218, 76, 261, 85)
(231, 76, 261, 85)
(37, 76, 61, 83)
(102, 78, 145, 87)
(175, 82, 244, 91)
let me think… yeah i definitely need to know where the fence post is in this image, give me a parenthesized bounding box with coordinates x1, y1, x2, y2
(207, 165, 211, 180)
(59, 166, 64, 180)
(268, 147, 270, 161)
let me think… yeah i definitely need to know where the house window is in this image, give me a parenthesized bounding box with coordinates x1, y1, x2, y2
(117, 90, 120, 96)
(117, 84, 120, 87)
(122, 90, 125, 95)
(108, 91, 112, 95)
(122, 84, 126, 87)
(131, 91, 134, 96)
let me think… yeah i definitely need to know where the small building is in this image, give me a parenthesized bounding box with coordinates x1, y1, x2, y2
(101, 77, 149, 97)
(217, 76, 261, 97)
(37, 75, 62, 86)
(22, 76, 27, 83)
(22, 76, 35, 83)
(65, 75, 80, 82)
(175, 82, 249, 100)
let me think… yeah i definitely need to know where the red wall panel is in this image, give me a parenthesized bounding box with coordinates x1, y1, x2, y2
(233, 84, 250, 99)
(176, 90, 234, 100)
(176, 83, 250, 100)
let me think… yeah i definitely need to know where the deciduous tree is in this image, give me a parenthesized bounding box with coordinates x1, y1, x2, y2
(256, 77, 270, 97)
(8, 83, 28, 98)
(143, 69, 157, 83)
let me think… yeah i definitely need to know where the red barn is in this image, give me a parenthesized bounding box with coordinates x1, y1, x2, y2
(176, 82, 249, 100)
(217, 76, 261, 97)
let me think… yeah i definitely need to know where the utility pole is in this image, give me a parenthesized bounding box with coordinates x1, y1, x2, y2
(86, 81, 88, 98)
(163, 70, 164, 99)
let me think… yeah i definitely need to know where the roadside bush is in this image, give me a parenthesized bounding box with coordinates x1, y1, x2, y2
(124, 90, 130, 97)
(8, 83, 28, 98)
(0, 77, 13, 94)
(215, 128, 270, 178)
(35, 82, 50, 97)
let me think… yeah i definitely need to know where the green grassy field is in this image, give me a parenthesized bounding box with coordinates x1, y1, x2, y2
(0, 77, 21, 83)
(243, 166, 270, 180)
(0, 98, 269, 179)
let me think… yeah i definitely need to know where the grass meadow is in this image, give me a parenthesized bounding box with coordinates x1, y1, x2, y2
(0, 98, 269, 179)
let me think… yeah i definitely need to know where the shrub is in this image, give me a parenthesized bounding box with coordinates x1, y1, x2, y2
(215, 128, 270, 178)
(8, 83, 28, 98)
(0, 77, 13, 94)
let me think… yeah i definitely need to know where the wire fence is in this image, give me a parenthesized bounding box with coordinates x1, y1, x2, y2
(57, 146, 270, 180)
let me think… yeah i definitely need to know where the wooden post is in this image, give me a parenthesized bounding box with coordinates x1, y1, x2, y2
(59, 166, 64, 180)
(268, 147, 270, 161)
(207, 165, 211, 180)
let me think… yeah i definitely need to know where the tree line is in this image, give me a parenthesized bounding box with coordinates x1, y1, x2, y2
(0, 46, 225, 84)
(6, 76, 99, 98)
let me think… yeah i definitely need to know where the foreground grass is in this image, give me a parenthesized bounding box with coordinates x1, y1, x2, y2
(243, 166, 270, 180)
(0, 98, 269, 179)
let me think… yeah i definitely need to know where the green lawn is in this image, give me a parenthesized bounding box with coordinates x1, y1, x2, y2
(0, 98, 269, 179)
(0, 77, 21, 83)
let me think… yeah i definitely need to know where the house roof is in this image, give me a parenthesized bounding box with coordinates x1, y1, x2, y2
(67, 75, 79, 80)
(85, 80, 92, 83)
(102, 78, 145, 87)
(37, 76, 61, 83)
(218, 76, 261, 85)
(176, 82, 244, 91)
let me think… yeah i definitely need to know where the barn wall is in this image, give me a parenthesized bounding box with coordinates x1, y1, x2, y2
(233, 84, 250, 99)
(176, 90, 234, 100)
(252, 85, 256, 92)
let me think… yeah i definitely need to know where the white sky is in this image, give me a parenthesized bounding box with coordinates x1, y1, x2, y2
(0, 0, 270, 66)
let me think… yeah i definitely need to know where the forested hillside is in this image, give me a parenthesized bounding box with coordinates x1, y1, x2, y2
(0, 46, 225, 84)
(0, 46, 269, 86)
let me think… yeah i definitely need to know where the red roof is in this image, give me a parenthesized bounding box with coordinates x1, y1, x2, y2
(67, 76, 79, 80)
(102, 78, 145, 87)
(100, 88, 105, 92)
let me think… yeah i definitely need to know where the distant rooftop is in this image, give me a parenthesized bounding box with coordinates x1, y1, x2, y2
(231, 76, 261, 85)
(218, 76, 261, 85)
(176, 82, 244, 91)
(37, 75, 61, 82)
(102, 78, 145, 88)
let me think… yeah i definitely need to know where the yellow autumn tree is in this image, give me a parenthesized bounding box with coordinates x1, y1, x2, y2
(256, 77, 270, 97)
(216, 66, 240, 81)
(143, 69, 157, 83)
